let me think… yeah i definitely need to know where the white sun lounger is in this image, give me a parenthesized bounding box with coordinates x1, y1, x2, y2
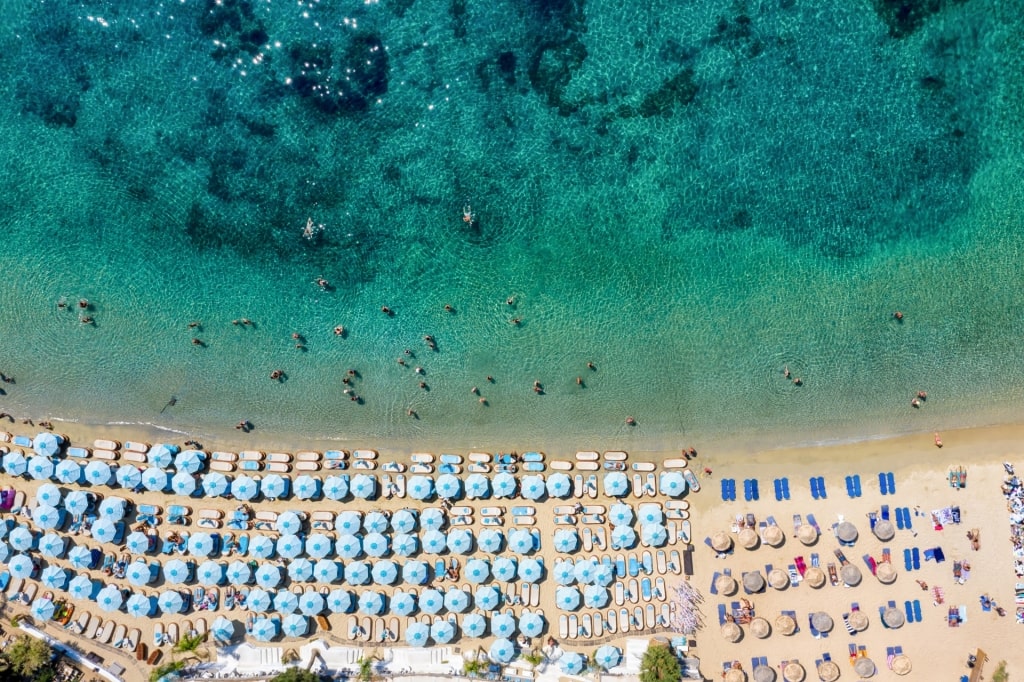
(124, 442, 149, 453)
(295, 461, 320, 471)
(93, 450, 118, 461)
(212, 451, 237, 462)
(93, 439, 121, 451)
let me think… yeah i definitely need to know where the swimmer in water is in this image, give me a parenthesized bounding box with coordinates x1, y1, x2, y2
(334, 326, 345, 336)
(463, 204, 475, 224)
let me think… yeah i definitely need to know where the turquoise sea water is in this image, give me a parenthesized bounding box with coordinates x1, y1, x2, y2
(0, 0, 1022, 450)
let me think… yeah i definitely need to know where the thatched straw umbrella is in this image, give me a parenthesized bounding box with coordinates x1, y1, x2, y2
(768, 568, 790, 590)
(882, 606, 905, 629)
(743, 571, 765, 594)
(891, 655, 912, 676)
(848, 610, 868, 632)
(836, 521, 858, 544)
(796, 524, 818, 545)
(712, 531, 733, 552)
(853, 657, 876, 678)
(774, 613, 797, 636)
(811, 612, 833, 633)
(752, 664, 776, 682)
(872, 520, 894, 541)
(875, 562, 897, 584)
(804, 567, 825, 588)
(739, 527, 759, 550)
(817, 660, 840, 682)
(725, 668, 747, 682)
(783, 662, 805, 682)
(716, 573, 738, 596)
(841, 564, 862, 586)
(749, 617, 770, 639)
(721, 621, 742, 642)
(763, 525, 784, 547)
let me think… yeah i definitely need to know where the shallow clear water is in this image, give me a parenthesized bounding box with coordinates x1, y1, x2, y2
(0, 0, 1022, 449)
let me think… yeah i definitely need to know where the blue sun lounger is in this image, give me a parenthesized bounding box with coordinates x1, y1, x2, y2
(718, 604, 728, 624)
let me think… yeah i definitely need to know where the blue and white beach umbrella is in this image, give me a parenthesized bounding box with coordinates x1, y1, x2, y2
(96, 584, 124, 612)
(556, 586, 581, 610)
(519, 612, 545, 637)
(444, 589, 470, 613)
(275, 512, 302, 535)
(345, 561, 370, 586)
(519, 558, 544, 583)
(198, 560, 224, 586)
(447, 528, 474, 555)
(40, 565, 67, 590)
(2, 451, 27, 476)
(38, 533, 65, 559)
(100, 497, 126, 519)
(492, 557, 518, 582)
(405, 622, 429, 646)
(251, 617, 277, 642)
(31, 597, 56, 621)
(391, 510, 417, 534)
(609, 503, 634, 527)
(115, 464, 142, 489)
(32, 505, 62, 531)
(293, 475, 320, 500)
(520, 475, 546, 501)
(611, 526, 637, 550)
(335, 534, 362, 560)
(276, 535, 304, 560)
(141, 468, 168, 492)
(28, 456, 55, 481)
(402, 560, 428, 585)
(212, 616, 235, 643)
(261, 474, 289, 500)
(305, 534, 332, 560)
(55, 460, 82, 485)
(478, 529, 504, 554)
(68, 546, 93, 570)
(641, 523, 668, 547)
(282, 614, 308, 638)
(84, 461, 113, 486)
(462, 612, 487, 638)
(430, 619, 456, 643)
(335, 511, 362, 534)
(9, 527, 34, 551)
(274, 590, 299, 614)
(390, 591, 416, 616)
(255, 564, 282, 589)
(9, 554, 34, 579)
(603, 472, 629, 497)
(392, 533, 418, 558)
(546, 473, 573, 498)
(125, 531, 151, 555)
(592, 563, 615, 587)
(91, 518, 119, 543)
(299, 591, 325, 616)
(474, 585, 500, 611)
(508, 529, 534, 555)
(231, 476, 259, 501)
(595, 646, 622, 669)
(351, 474, 376, 499)
(175, 450, 205, 474)
(372, 560, 399, 585)
(465, 558, 490, 584)
(188, 533, 215, 557)
(358, 591, 385, 615)
(36, 483, 62, 507)
(421, 508, 446, 531)
(249, 535, 275, 559)
(465, 473, 490, 499)
(638, 504, 664, 525)
(201, 472, 230, 497)
(659, 471, 686, 497)
(163, 559, 190, 584)
(585, 585, 610, 609)
(554, 529, 579, 553)
(159, 590, 185, 614)
(489, 638, 516, 664)
(363, 511, 389, 534)
(126, 561, 151, 587)
(327, 589, 352, 614)
(324, 475, 349, 501)
(418, 588, 444, 615)
(422, 530, 448, 555)
(492, 473, 517, 498)
(68, 575, 95, 600)
(170, 472, 197, 496)
(560, 653, 585, 674)
(408, 476, 434, 501)
(436, 474, 462, 499)
(363, 533, 390, 558)
(32, 432, 61, 457)
(227, 561, 252, 586)
(288, 558, 314, 582)
(246, 589, 273, 613)
(126, 593, 153, 618)
(63, 490, 90, 517)
(553, 560, 576, 585)
(314, 559, 339, 583)
(574, 558, 598, 584)
(148, 444, 176, 469)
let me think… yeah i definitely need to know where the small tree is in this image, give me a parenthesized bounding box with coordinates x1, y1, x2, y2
(149, 660, 185, 682)
(271, 670, 321, 682)
(993, 660, 1009, 682)
(639, 643, 680, 682)
(5, 635, 53, 678)
(462, 660, 485, 677)
(173, 633, 205, 654)
(522, 650, 545, 668)
(357, 656, 375, 682)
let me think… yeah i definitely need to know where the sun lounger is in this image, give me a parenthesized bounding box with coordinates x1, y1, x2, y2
(93, 439, 120, 451)
(95, 620, 114, 643)
(208, 461, 235, 473)
(353, 449, 378, 460)
(112, 624, 127, 647)
(93, 449, 118, 461)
